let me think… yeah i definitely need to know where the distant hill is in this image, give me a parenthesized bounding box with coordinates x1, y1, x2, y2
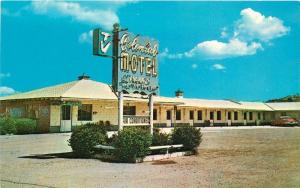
(266, 94, 300, 102)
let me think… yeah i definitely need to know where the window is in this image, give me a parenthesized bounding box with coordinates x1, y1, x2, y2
(166, 110, 171, 120)
(153, 109, 157, 120)
(281, 112, 287, 116)
(176, 110, 181, 120)
(189, 110, 194, 120)
(10, 107, 25, 118)
(78, 104, 92, 121)
(249, 112, 253, 120)
(39, 106, 49, 118)
(123, 106, 136, 115)
(197, 110, 202, 120)
(258, 112, 261, 120)
(244, 112, 247, 120)
(210, 111, 214, 120)
(262, 112, 265, 120)
(62, 105, 71, 120)
(227, 112, 232, 120)
(234, 112, 238, 120)
(217, 111, 221, 120)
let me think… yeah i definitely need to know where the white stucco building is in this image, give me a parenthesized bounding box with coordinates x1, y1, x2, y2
(1, 76, 299, 133)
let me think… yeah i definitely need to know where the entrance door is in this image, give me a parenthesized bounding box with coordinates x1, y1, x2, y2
(60, 105, 72, 132)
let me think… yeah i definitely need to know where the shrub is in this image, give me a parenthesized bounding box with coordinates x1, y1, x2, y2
(152, 130, 171, 146)
(112, 128, 152, 163)
(104, 121, 115, 131)
(96, 121, 104, 126)
(173, 123, 190, 127)
(68, 123, 107, 158)
(106, 133, 119, 147)
(0, 117, 17, 135)
(105, 125, 119, 131)
(15, 118, 37, 134)
(104, 121, 110, 126)
(154, 124, 167, 128)
(171, 126, 202, 151)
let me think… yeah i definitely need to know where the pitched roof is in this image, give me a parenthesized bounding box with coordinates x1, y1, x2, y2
(179, 98, 243, 109)
(153, 96, 272, 110)
(0, 79, 117, 100)
(1, 79, 298, 112)
(238, 102, 272, 111)
(266, 102, 300, 111)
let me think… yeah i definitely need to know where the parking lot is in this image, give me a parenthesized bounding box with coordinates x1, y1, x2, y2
(1, 127, 300, 188)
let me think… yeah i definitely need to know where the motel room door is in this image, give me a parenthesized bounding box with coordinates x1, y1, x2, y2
(60, 105, 72, 132)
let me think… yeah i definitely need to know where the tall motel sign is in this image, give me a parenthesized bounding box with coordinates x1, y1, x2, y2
(93, 23, 159, 134)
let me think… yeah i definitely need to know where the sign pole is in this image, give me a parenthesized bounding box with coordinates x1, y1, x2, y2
(112, 23, 123, 131)
(93, 24, 159, 131)
(149, 94, 154, 135)
(118, 91, 123, 131)
(112, 23, 120, 92)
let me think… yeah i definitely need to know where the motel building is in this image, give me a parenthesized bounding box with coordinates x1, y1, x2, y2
(1, 25, 299, 133)
(0, 74, 299, 133)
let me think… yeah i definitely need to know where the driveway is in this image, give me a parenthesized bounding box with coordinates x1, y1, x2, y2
(1, 127, 300, 188)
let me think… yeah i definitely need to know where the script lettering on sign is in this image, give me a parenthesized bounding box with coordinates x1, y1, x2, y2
(93, 28, 112, 56)
(118, 32, 159, 95)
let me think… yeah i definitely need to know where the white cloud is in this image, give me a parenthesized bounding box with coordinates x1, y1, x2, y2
(235, 8, 290, 42)
(79, 30, 93, 43)
(191, 64, 198, 69)
(159, 48, 184, 60)
(159, 48, 183, 60)
(0, 86, 16, 96)
(163, 8, 289, 60)
(31, 1, 119, 30)
(212, 64, 226, 70)
(220, 27, 228, 38)
(158, 48, 169, 59)
(185, 39, 262, 59)
(0, 73, 11, 79)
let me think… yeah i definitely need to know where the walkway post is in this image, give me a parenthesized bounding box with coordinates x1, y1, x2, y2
(118, 91, 123, 131)
(149, 94, 154, 135)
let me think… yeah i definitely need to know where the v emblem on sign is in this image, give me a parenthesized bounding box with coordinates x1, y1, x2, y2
(100, 32, 111, 54)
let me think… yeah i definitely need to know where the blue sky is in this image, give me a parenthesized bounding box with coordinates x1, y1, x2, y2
(1, 1, 300, 101)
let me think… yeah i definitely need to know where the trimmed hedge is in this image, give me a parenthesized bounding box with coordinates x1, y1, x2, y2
(69, 125, 202, 162)
(152, 130, 171, 146)
(171, 126, 202, 151)
(112, 128, 152, 163)
(0, 117, 17, 135)
(68, 123, 107, 157)
(0, 117, 37, 135)
(15, 118, 37, 134)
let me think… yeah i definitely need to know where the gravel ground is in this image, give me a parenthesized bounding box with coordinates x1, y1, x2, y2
(1, 127, 300, 188)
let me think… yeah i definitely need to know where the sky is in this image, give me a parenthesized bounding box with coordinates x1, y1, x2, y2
(1, 1, 300, 101)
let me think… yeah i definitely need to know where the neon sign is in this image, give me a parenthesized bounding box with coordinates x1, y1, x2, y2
(118, 32, 159, 95)
(93, 27, 159, 95)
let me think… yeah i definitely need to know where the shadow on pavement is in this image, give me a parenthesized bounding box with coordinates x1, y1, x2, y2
(19, 152, 80, 159)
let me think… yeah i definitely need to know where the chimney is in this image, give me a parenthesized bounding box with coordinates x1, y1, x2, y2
(175, 89, 184, 98)
(78, 73, 90, 80)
